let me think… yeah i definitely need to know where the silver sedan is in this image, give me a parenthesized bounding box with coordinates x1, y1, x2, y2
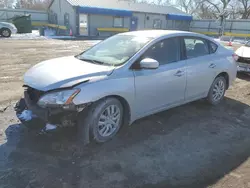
(16, 30, 237, 143)
(0, 22, 17, 37)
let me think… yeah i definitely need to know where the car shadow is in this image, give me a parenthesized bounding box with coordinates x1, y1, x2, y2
(237, 72, 250, 81)
(0, 97, 250, 188)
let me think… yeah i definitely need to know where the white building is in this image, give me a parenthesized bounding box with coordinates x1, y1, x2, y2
(48, 0, 192, 36)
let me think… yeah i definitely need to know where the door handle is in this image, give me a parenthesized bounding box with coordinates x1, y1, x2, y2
(174, 70, 184, 77)
(209, 63, 216, 68)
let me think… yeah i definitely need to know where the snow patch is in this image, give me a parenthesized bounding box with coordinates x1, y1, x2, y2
(0, 30, 45, 40)
(0, 30, 76, 40)
(45, 123, 57, 131)
(17, 110, 36, 121)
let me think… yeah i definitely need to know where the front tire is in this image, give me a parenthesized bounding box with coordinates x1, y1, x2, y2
(207, 76, 226, 105)
(1, 28, 11, 37)
(77, 97, 123, 143)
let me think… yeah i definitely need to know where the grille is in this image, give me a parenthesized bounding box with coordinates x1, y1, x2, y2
(237, 56, 250, 64)
(25, 86, 45, 103)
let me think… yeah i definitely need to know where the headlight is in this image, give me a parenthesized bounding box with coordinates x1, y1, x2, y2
(37, 89, 80, 108)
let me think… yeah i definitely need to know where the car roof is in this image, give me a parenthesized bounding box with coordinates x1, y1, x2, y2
(119, 30, 195, 38)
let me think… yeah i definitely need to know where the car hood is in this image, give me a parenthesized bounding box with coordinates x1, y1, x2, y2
(24, 56, 114, 91)
(235, 46, 250, 58)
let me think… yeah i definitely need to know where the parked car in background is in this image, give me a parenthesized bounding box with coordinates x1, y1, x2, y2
(235, 41, 250, 73)
(15, 30, 237, 144)
(0, 22, 17, 37)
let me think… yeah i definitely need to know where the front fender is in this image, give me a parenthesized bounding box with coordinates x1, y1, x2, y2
(72, 70, 136, 122)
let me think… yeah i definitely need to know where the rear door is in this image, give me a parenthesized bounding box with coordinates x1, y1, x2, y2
(183, 37, 218, 101)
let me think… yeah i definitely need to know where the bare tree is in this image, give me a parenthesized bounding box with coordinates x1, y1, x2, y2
(196, 3, 218, 18)
(128, 0, 173, 5)
(175, 0, 204, 15)
(0, 0, 14, 8)
(238, 0, 250, 18)
(152, 0, 173, 5)
(14, 0, 51, 10)
(203, 0, 233, 16)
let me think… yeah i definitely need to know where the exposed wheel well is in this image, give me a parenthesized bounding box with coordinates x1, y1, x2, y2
(217, 72, 229, 89)
(0, 27, 10, 32)
(103, 95, 131, 126)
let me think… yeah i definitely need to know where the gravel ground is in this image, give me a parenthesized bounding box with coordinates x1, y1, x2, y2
(0, 39, 250, 188)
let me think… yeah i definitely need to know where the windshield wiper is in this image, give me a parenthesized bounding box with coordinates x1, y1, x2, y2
(76, 57, 105, 65)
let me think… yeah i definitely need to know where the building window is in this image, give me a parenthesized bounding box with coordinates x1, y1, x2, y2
(64, 13, 70, 27)
(153, 19, 162, 29)
(114, 17, 123, 27)
(54, 14, 58, 24)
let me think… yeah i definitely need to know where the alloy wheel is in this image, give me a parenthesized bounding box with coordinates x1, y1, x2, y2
(97, 104, 121, 137)
(2, 29, 10, 37)
(212, 79, 225, 102)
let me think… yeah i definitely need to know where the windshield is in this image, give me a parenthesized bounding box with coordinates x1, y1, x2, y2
(76, 35, 152, 66)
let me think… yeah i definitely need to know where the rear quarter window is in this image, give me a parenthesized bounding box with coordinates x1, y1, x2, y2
(209, 42, 218, 53)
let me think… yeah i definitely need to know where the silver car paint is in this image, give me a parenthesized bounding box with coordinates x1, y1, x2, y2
(24, 31, 237, 124)
(24, 56, 114, 91)
(0, 22, 17, 34)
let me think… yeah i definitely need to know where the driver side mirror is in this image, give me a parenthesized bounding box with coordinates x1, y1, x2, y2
(140, 58, 159, 69)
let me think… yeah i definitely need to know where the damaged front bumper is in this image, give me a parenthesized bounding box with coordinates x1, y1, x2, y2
(237, 62, 250, 72)
(15, 90, 88, 130)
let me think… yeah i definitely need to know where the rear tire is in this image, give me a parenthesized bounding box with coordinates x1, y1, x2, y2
(0, 28, 11, 37)
(77, 97, 123, 144)
(207, 76, 226, 105)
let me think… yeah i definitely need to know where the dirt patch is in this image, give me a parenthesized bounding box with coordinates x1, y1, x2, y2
(0, 39, 250, 188)
(0, 40, 97, 104)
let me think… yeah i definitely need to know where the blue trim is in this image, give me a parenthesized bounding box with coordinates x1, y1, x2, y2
(166, 14, 192, 21)
(77, 6, 132, 17)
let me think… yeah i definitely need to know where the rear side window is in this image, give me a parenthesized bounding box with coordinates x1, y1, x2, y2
(209, 42, 218, 53)
(184, 38, 209, 59)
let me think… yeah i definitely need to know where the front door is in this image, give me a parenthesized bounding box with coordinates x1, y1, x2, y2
(130, 17, 138, 31)
(183, 37, 217, 101)
(133, 37, 187, 118)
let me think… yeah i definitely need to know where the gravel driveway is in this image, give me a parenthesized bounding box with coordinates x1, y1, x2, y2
(0, 39, 250, 188)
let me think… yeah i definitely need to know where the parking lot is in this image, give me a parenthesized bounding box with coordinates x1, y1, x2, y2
(0, 39, 250, 188)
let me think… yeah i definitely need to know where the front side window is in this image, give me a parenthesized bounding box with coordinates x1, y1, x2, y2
(114, 17, 123, 27)
(142, 37, 180, 65)
(153, 19, 162, 29)
(184, 38, 209, 59)
(76, 35, 152, 66)
(210, 42, 218, 53)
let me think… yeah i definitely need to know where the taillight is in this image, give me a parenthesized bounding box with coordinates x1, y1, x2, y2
(232, 53, 239, 62)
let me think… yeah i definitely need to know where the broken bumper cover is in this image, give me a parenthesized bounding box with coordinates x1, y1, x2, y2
(16, 91, 83, 127)
(24, 91, 61, 121)
(237, 62, 250, 72)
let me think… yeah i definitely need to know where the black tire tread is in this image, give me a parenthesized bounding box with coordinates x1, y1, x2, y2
(0, 28, 11, 37)
(77, 97, 123, 144)
(207, 76, 226, 105)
